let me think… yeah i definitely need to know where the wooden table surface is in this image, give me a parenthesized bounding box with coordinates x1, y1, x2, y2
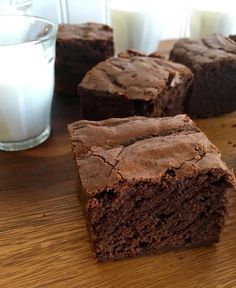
(1, 42, 236, 288)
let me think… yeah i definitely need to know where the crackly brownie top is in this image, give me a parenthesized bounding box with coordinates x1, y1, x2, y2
(68, 114, 234, 195)
(170, 33, 236, 70)
(78, 50, 192, 101)
(57, 23, 113, 41)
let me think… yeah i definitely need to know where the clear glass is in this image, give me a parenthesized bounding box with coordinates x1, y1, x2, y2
(107, 0, 163, 54)
(0, 0, 33, 15)
(0, 15, 57, 151)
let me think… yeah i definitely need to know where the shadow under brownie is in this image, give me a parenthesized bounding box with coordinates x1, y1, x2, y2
(68, 114, 235, 262)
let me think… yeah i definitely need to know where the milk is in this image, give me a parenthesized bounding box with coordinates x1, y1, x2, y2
(108, 0, 163, 54)
(111, 9, 161, 54)
(189, 0, 236, 38)
(0, 42, 54, 142)
(190, 9, 235, 38)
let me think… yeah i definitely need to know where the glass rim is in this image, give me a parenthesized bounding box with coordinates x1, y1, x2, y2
(0, 14, 57, 47)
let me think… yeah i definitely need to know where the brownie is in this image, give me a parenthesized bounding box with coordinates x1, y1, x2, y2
(170, 33, 236, 118)
(78, 50, 193, 120)
(68, 114, 235, 262)
(229, 35, 236, 43)
(56, 23, 114, 96)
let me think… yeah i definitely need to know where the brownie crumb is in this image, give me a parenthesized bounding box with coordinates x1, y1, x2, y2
(228, 141, 232, 144)
(231, 124, 236, 128)
(222, 124, 225, 127)
(233, 144, 236, 147)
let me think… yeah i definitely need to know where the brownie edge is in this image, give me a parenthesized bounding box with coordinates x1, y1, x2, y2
(68, 114, 235, 262)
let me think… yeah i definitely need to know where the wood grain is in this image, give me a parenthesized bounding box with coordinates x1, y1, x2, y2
(0, 43, 236, 288)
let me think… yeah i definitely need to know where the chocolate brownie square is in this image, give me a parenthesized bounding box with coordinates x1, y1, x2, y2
(56, 23, 114, 96)
(78, 50, 193, 120)
(170, 33, 236, 118)
(68, 114, 235, 262)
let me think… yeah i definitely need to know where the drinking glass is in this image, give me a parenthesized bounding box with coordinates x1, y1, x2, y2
(0, 15, 57, 151)
(107, 0, 163, 54)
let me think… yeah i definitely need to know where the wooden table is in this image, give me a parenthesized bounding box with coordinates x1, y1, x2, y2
(1, 43, 236, 288)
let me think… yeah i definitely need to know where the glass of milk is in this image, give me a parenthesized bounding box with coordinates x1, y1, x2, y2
(189, 0, 236, 38)
(0, 15, 57, 151)
(107, 0, 164, 54)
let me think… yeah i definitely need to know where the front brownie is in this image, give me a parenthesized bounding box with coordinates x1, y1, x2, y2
(56, 23, 114, 96)
(68, 114, 235, 262)
(78, 50, 193, 120)
(170, 33, 236, 118)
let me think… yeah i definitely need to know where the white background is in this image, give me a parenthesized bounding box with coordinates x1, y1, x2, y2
(30, 0, 236, 39)
(31, 0, 189, 39)
(31, 0, 107, 25)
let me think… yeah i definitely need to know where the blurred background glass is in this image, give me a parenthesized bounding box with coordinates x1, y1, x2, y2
(189, 0, 236, 39)
(107, 0, 163, 54)
(106, 0, 189, 54)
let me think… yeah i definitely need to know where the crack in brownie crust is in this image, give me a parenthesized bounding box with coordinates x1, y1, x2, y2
(68, 114, 235, 262)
